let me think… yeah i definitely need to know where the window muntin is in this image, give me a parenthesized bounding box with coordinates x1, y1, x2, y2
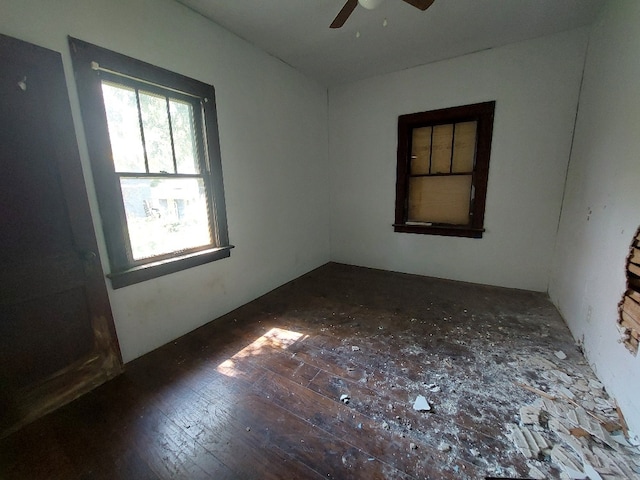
(394, 102, 495, 238)
(70, 37, 231, 288)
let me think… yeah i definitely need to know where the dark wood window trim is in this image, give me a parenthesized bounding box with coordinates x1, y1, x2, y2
(394, 101, 495, 238)
(69, 38, 232, 288)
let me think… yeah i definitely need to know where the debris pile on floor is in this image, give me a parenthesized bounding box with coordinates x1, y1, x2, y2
(506, 354, 640, 479)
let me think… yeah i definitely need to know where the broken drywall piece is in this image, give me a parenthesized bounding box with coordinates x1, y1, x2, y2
(582, 399, 596, 412)
(413, 395, 431, 412)
(519, 405, 540, 425)
(554, 385, 576, 400)
(593, 446, 640, 478)
(550, 369, 574, 384)
(542, 397, 566, 418)
(555, 350, 567, 360)
(588, 379, 604, 390)
(507, 424, 550, 459)
(627, 431, 640, 447)
(340, 394, 350, 404)
(527, 464, 546, 479)
(594, 398, 614, 412)
(526, 355, 558, 370)
(582, 462, 604, 480)
(351, 346, 360, 351)
(573, 379, 589, 392)
(550, 444, 586, 479)
(611, 432, 633, 447)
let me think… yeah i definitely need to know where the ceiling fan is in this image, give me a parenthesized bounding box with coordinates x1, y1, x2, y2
(330, 0, 435, 28)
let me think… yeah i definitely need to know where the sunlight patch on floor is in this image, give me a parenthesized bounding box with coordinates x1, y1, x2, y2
(217, 327, 306, 378)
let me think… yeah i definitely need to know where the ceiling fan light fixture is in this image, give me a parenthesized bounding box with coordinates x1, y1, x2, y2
(358, 0, 385, 10)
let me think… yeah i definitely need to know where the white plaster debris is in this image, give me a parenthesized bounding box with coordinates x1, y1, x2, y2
(519, 405, 540, 425)
(554, 350, 567, 360)
(573, 379, 589, 392)
(426, 383, 441, 393)
(409, 442, 417, 450)
(550, 369, 574, 384)
(340, 394, 350, 404)
(412, 395, 431, 412)
(551, 444, 586, 478)
(351, 346, 360, 351)
(527, 464, 546, 479)
(588, 379, 604, 390)
(525, 355, 558, 370)
(554, 385, 576, 400)
(507, 424, 550, 459)
(627, 431, 640, 447)
(507, 354, 640, 479)
(437, 442, 451, 452)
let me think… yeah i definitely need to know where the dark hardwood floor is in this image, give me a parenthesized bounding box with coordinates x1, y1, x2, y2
(0, 263, 597, 479)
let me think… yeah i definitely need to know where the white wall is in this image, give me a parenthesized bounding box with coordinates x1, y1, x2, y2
(328, 29, 588, 291)
(549, 0, 640, 432)
(0, 0, 330, 362)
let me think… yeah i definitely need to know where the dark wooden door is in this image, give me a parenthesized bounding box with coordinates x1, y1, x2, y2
(0, 34, 122, 438)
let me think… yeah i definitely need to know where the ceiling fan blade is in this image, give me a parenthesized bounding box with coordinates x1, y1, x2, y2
(401, 0, 435, 11)
(330, 0, 358, 28)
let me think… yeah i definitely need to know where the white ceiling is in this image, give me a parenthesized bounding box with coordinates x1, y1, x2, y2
(176, 0, 605, 87)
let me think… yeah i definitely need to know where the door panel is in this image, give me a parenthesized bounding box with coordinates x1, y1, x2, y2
(0, 33, 122, 438)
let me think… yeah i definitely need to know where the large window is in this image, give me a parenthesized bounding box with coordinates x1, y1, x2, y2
(70, 38, 231, 288)
(394, 101, 495, 238)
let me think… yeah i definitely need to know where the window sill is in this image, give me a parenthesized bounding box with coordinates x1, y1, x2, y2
(393, 223, 484, 238)
(107, 245, 234, 289)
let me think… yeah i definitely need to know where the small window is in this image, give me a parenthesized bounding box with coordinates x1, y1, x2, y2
(70, 38, 231, 288)
(394, 101, 495, 238)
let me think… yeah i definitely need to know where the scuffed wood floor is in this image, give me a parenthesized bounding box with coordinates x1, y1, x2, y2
(0, 263, 594, 479)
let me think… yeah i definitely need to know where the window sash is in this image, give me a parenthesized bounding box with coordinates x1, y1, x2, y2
(100, 73, 206, 176)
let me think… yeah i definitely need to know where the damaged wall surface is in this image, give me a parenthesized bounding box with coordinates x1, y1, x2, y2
(549, 0, 640, 434)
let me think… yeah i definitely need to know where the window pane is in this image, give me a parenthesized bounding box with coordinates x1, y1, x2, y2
(120, 177, 213, 260)
(101, 82, 145, 173)
(170, 100, 199, 174)
(408, 175, 472, 225)
(431, 124, 454, 173)
(411, 127, 431, 175)
(139, 92, 174, 173)
(452, 121, 477, 173)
